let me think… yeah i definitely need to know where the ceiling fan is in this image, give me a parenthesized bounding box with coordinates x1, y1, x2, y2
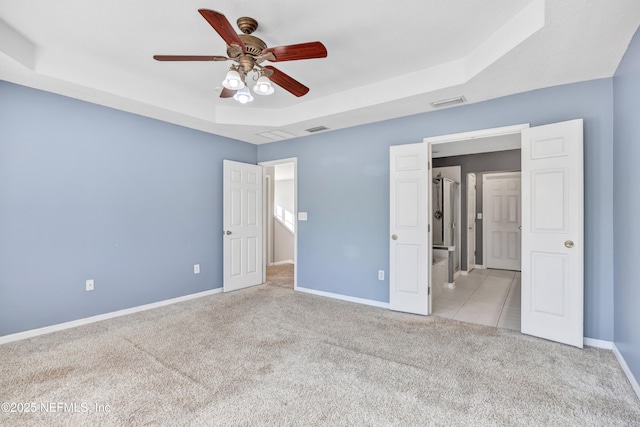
(153, 9, 328, 104)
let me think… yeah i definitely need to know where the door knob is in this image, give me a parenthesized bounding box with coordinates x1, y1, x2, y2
(564, 240, 574, 248)
(225, 230, 232, 235)
(391, 234, 398, 240)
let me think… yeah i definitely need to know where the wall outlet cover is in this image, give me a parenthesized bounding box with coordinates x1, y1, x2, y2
(194, 264, 200, 274)
(86, 279, 94, 291)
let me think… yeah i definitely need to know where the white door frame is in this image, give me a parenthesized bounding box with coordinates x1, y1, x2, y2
(425, 124, 529, 311)
(466, 172, 477, 273)
(258, 157, 298, 289)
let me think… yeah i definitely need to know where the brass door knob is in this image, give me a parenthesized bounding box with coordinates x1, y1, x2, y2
(564, 240, 574, 248)
(391, 234, 398, 240)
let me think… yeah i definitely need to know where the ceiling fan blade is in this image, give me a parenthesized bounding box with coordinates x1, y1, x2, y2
(153, 55, 228, 62)
(198, 9, 247, 51)
(220, 88, 236, 98)
(264, 66, 309, 97)
(262, 42, 327, 62)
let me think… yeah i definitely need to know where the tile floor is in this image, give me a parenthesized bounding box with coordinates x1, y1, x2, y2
(432, 268, 521, 331)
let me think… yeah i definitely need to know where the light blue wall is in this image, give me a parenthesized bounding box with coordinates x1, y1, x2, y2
(613, 27, 640, 385)
(0, 81, 255, 336)
(0, 77, 620, 343)
(258, 79, 615, 341)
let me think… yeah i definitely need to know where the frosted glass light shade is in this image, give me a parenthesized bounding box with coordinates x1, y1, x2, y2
(253, 76, 275, 95)
(222, 70, 244, 90)
(233, 86, 254, 104)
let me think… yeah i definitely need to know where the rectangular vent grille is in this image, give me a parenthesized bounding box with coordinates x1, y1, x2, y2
(257, 130, 297, 141)
(305, 126, 329, 133)
(430, 96, 466, 108)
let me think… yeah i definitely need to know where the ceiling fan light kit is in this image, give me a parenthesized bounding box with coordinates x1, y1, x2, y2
(153, 9, 327, 104)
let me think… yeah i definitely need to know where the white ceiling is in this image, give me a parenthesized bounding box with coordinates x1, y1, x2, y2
(1, 1, 639, 145)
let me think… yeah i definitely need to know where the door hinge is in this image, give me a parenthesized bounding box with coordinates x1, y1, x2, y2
(428, 224, 431, 232)
(428, 286, 431, 295)
(428, 162, 431, 170)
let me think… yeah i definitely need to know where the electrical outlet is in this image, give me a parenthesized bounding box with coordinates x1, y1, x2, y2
(86, 279, 94, 291)
(194, 264, 200, 274)
(378, 270, 385, 281)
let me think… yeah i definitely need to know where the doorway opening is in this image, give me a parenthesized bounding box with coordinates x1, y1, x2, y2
(260, 158, 297, 289)
(390, 120, 584, 347)
(427, 126, 525, 331)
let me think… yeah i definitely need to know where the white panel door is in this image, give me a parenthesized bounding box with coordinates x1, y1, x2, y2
(521, 119, 584, 348)
(390, 143, 430, 315)
(467, 173, 477, 272)
(484, 172, 522, 271)
(223, 160, 263, 292)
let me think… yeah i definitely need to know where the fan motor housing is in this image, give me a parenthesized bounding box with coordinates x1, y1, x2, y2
(227, 34, 267, 58)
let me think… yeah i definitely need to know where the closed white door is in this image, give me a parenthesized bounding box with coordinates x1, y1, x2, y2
(467, 173, 477, 272)
(521, 119, 584, 348)
(389, 143, 430, 315)
(223, 160, 263, 292)
(484, 172, 522, 271)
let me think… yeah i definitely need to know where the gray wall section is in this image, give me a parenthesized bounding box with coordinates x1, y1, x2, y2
(613, 27, 640, 387)
(0, 81, 256, 336)
(259, 78, 615, 341)
(433, 150, 521, 269)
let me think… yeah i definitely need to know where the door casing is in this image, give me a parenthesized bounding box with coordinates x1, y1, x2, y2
(259, 157, 298, 289)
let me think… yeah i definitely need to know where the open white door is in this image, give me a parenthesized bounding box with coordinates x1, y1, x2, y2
(521, 119, 584, 347)
(390, 143, 430, 315)
(467, 173, 477, 272)
(223, 160, 263, 292)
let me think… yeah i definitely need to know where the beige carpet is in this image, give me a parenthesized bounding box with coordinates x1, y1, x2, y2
(1, 284, 639, 426)
(266, 263, 294, 288)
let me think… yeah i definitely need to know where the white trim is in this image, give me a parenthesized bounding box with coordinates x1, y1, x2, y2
(461, 271, 469, 276)
(583, 337, 613, 349)
(0, 288, 223, 345)
(271, 260, 294, 266)
(613, 343, 640, 400)
(423, 123, 530, 145)
(297, 286, 390, 309)
(476, 264, 486, 269)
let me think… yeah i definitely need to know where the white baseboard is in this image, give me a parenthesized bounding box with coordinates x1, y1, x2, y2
(271, 260, 294, 266)
(296, 286, 389, 309)
(0, 288, 223, 345)
(475, 264, 486, 269)
(461, 271, 469, 276)
(583, 337, 613, 349)
(613, 343, 640, 400)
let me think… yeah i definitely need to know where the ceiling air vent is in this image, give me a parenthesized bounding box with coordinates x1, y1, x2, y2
(430, 96, 466, 108)
(257, 130, 297, 141)
(305, 126, 329, 133)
